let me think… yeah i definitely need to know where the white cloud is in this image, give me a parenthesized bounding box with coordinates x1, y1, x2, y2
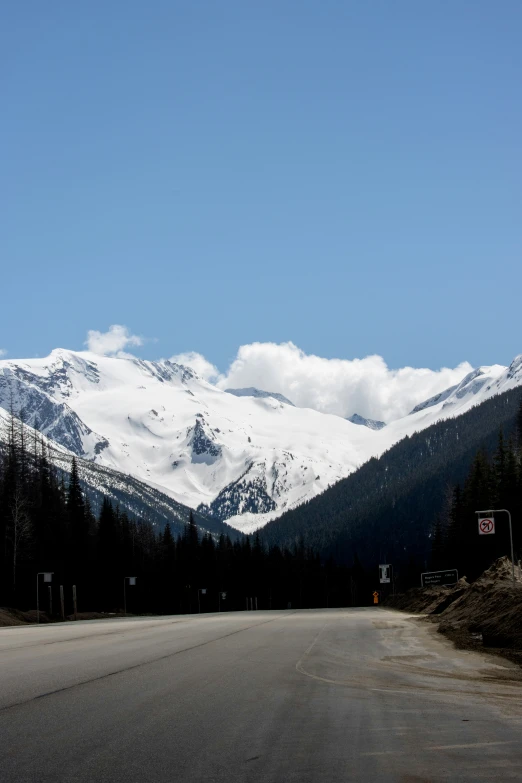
(85, 325, 144, 356)
(170, 351, 220, 382)
(0, 349, 6, 358)
(214, 341, 473, 422)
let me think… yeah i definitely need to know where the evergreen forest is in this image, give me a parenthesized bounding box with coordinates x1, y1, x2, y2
(264, 389, 522, 588)
(0, 413, 368, 616)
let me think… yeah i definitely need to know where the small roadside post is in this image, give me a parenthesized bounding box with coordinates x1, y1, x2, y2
(476, 509, 515, 585)
(36, 572, 53, 624)
(198, 588, 206, 614)
(373, 591, 379, 605)
(60, 585, 65, 620)
(123, 576, 137, 616)
(218, 591, 226, 612)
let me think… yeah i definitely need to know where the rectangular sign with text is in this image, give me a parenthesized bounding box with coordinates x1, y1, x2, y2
(421, 569, 458, 587)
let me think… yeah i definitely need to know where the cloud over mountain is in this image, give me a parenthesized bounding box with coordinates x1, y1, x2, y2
(169, 351, 219, 382)
(85, 325, 144, 356)
(214, 341, 473, 422)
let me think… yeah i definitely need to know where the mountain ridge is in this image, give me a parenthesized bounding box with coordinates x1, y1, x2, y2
(1, 349, 521, 531)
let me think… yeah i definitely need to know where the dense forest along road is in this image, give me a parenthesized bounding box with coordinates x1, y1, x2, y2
(1, 608, 522, 782)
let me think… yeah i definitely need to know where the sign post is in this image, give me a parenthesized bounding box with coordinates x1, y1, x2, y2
(372, 591, 379, 605)
(36, 572, 53, 624)
(476, 509, 515, 584)
(123, 577, 137, 616)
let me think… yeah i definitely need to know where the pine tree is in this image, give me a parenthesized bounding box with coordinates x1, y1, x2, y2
(430, 516, 446, 570)
(493, 430, 508, 507)
(67, 457, 90, 591)
(516, 398, 522, 457)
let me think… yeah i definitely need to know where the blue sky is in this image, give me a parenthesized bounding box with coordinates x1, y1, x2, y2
(1, 1, 521, 372)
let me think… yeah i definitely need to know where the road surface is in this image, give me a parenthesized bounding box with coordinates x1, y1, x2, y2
(1, 608, 522, 782)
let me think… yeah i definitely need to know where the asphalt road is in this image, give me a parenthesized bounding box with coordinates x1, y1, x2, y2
(1, 608, 522, 782)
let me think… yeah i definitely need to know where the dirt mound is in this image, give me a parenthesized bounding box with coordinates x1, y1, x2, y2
(0, 608, 26, 627)
(0, 607, 52, 626)
(66, 612, 127, 621)
(0, 608, 129, 627)
(387, 557, 522, 664)
(439, 557, 522, 649)
(385, 578, 469, 614)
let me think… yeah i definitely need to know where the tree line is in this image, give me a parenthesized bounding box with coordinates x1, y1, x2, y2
(0, 411, 375, 616)
(431, 407, 522, 580)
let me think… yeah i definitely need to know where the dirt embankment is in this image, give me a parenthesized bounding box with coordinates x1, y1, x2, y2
(386, 557, 522, 665)
(0, 608, 50, 626)
(0, 608, 127, 626)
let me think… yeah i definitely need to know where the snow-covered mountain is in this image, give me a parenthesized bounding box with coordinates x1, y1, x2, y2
(0, 406, 237, 539)
(1, 350, 521, 533)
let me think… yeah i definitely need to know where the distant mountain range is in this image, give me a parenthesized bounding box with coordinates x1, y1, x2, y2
(1, 350, 521, 531)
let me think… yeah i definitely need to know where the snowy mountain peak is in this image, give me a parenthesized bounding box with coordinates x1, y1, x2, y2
(347, 413, 386, 431)
(410, 364, 507, 415)
(507, 354, 522, 379)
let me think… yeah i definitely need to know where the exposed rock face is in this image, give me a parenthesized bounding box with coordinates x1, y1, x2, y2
(225, 388, 295, 406)
(199, 462, 277, 521)
(189, 418, 222, 463)
(347, 413, 386, 431)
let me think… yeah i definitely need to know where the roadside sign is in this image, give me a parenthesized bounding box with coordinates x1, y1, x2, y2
(373, 591, 379, 605)
(478, 517, 495, 535)
(43, 572, 53, 583)
(421, 569, 458, 587)
(128, 577, 137, 586)
(221, 592, 227, 600)
(379, 564, 391, 584)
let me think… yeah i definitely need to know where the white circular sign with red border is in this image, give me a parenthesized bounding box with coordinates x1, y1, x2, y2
(478, 517, 495, 535)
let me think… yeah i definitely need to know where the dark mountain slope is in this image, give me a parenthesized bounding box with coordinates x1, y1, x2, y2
(262, 388, 522, 568)
(50, 446, 239, 539)
(0, 417, 239, 540)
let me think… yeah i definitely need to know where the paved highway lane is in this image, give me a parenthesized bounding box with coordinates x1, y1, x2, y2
(1, 609, 522, 782)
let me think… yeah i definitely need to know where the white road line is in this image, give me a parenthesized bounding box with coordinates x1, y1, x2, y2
(428, 741, 516, 750)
